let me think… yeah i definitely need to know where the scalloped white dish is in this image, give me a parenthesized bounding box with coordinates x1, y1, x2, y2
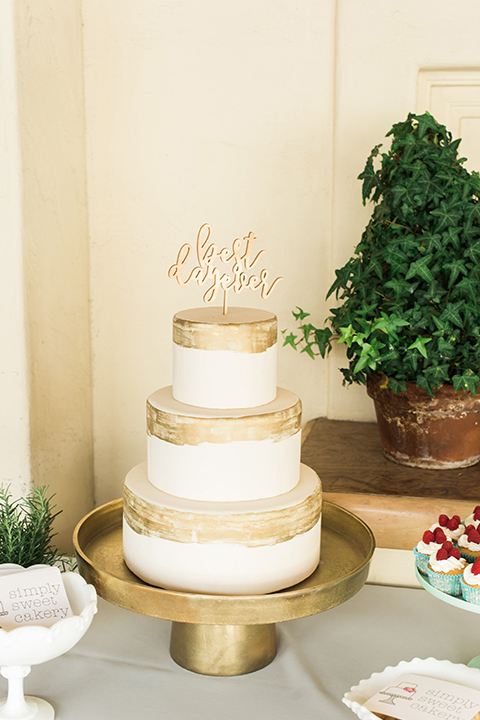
(0, 564, 97, 719)
(343, 657, 480, 720)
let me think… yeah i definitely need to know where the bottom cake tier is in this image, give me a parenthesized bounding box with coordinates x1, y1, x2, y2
(123, 462, 322, 595)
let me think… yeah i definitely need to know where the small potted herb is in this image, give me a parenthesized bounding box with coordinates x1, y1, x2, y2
(0, 486, 74, 570)
(285, 112, 480, 468)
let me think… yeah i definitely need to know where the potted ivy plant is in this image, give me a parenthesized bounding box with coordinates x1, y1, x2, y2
(285, 112, 480, 469)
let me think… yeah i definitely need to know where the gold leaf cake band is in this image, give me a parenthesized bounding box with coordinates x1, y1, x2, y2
(124, 463, 322, 547)
(147, 389, 302, 446)
(173, 307, 277, 353)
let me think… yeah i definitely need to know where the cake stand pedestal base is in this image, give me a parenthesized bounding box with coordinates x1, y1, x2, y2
(170, 622, 276, 675)
(74, 499, 375, 677)
(0, 666, 54, 720)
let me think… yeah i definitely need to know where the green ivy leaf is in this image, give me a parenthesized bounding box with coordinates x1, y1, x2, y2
(337, 325, 357, 347)
(439, 301, 464, 329)
(452, 370, 479, 395)
(405, 254, 435, 283)
(282, 332, 298, 350)
(430, 201, 463, 232)
(292, 307, 310, 322)
(415, 374, 435, 398)
(443, 258, 468, 287)
(415, 112, 443, 140)
(314, 328, 333, 358)
(437, 337, 455, 358)
(407, 336, 432, 358)
(300, 343, 316, 359)
(450, 276, 478, 302)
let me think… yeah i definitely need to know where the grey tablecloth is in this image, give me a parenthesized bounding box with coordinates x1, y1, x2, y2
(7, 583, 480, 719)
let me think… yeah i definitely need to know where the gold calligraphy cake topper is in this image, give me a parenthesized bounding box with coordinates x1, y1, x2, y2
(168, 223, 283, 314)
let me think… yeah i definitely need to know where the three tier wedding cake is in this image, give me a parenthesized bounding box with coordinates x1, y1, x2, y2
(122, 226, 322, 595)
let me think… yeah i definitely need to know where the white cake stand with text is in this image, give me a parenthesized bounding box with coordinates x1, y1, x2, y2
(0, 566, 97, 720)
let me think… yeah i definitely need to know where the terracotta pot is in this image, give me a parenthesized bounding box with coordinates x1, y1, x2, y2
(366, 373, 480, 469)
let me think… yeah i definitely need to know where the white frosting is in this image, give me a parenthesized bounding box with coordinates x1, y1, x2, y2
(173, 343, 277, 409)
(416, 540, 441, 555)
(464, 514, 480, 528)
(123, 518, 321, 595)
(127, 461, 319, 519)
(148, 385, 298, 421)
(463, 564, 480, 587)
(429, 555, 466, 573)
(430, 523, 465, 541)
(148, 430, 301, 501)
(458, 535, 480, 552)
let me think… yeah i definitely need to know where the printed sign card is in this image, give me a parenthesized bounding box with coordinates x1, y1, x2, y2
(0, 566, 73, 631)
(364, 674, 480, 720)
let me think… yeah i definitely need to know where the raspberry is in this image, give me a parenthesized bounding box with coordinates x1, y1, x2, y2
(447, 518, 459, 530)
(438, 514, 449, 527)
(422, 530, 435, 544)
(474, 509, 480, 521)
(452, 515, 461, 523)
(436, 548, 449, 560)
(472, 559, 480, 575)
(442, 540, 454, 552)
(465, 525, 476, 534)
(468, 529, 480, 545)
(434, 529, 447, 543)
(450, 548, 461, 560)
(474, 506, 480, 514)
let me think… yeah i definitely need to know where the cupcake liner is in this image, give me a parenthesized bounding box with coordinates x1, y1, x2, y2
(459, 549, 480, 564)
(460, 577, 480, 604)
(413, 547, 430, 575)
(427, 566, 462, 596)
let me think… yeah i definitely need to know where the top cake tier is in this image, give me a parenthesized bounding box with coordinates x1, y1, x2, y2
(172, 306, 277, 409)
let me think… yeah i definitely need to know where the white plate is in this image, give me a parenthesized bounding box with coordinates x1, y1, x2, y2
(343, 657, 480, 720)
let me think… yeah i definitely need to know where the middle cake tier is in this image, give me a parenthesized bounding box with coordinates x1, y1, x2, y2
(147, 386, 302, 502)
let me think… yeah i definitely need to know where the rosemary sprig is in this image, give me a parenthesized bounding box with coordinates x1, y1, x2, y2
(0, 486, 65, 567)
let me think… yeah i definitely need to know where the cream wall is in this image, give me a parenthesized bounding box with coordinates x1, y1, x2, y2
(4, 1, 480, 527)
(82, 0, 336, 505)
(0, 1, 94, 551)
(0, 2, 32, 499)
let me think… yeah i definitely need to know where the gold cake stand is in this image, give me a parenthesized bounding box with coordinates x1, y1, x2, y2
(73, 499, 374, 676)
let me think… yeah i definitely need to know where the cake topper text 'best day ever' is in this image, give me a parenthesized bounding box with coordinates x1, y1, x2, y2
(168, 224, 283, 314)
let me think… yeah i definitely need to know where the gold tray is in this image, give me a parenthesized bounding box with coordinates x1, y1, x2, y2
(74, 499, 374, 675)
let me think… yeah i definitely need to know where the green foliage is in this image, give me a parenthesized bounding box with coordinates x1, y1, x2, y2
(284, 112, 480, 397)
(0, 486, 67, 568)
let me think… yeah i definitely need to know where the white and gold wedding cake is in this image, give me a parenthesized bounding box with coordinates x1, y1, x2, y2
(122, 305, 322, 595)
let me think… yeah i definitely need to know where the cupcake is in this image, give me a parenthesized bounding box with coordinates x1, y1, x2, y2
(461, 558, 480, 604)
(430, 514, 464, 541)
(464, 506, 480, 528)
(413, 528, 447, 575)
(427, 544, 467, 596)
(458, 526, 480, 563)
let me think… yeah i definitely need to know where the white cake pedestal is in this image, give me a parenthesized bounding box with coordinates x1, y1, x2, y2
(0, 567, 97, 719)
(74, 499, 374, 676)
